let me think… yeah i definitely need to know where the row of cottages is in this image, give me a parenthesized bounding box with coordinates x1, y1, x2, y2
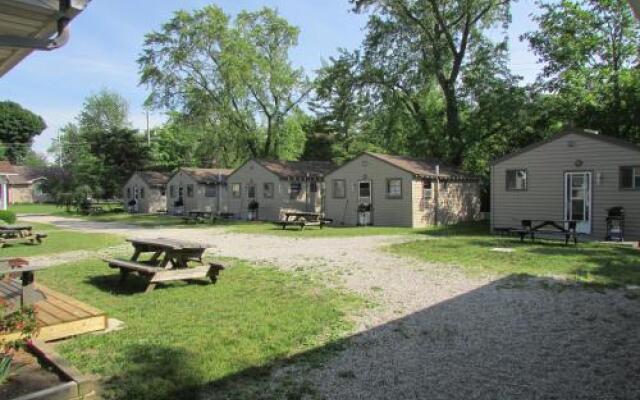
(325, 152, 482, 227)
(491, 129, 640, 240)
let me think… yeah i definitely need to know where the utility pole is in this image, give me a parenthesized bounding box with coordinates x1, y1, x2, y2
(145, 110, 150, 146)
(57, 130, 62, 167)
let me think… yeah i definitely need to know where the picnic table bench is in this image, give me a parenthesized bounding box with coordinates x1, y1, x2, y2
(510, 219, 579, 245)
(279, 212, 332, 231)
(0, 224, 48, 247)
(102, 238, 224, 293)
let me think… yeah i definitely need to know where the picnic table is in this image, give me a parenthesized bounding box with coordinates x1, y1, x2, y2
(511, 219, 579, 245)
(182, 210, 214, 224)
(103, 238, 224, 293)
(0, 224, 47, 247)
(279, 212, 332, 231)
(0, 257, 51, 313)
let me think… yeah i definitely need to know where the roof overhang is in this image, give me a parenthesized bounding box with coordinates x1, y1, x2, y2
(0, 0, 89, 78)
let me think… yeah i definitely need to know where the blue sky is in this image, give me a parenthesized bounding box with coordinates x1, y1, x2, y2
(0, 0, 542, 156)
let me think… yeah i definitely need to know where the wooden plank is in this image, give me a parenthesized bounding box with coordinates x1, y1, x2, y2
(37, 285, 104, 316)
(150, 265, 211, 283)
(35, 301, 78, 323)
(42, 295, 91, 319)
(33, 305, 60, 326)
(36, 315, 107, 342)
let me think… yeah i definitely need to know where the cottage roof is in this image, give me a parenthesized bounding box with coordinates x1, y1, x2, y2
(256, 160, 336, 179)
(364, 152, 478, 180)
(6, 166, 48, 184)
(179, 168, 234, 184)
(492, 128, 640, 165)
(0, 161, 16, 175)
(135, 171, 170, 188)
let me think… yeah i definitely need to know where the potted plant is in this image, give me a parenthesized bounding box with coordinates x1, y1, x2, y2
(0, 305, 37, 385)
(357, 203, 372, 226)
(247, 200, 259, 221)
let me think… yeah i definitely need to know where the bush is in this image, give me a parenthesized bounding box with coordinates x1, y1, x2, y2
(0, 210, 16, 224)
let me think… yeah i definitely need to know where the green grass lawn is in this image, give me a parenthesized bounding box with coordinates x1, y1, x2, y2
(37, 258, 362, 400)
(389, 223, 640, 286)
(0, 222, 122, 258)
(9, 203, 73, 216)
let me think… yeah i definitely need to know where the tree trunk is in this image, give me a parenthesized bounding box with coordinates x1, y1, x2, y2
(442, 81, 463, 165)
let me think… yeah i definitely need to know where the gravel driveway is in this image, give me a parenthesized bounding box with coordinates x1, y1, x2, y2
(21, 215, 640, 399)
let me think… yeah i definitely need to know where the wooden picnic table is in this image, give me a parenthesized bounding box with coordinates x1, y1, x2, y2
(103, 237, 224, 293)
(0, 258, 52, 313)
(279, 212, 332, 231)
(512, 219, 579, 245)
(0, 224, 47, 246)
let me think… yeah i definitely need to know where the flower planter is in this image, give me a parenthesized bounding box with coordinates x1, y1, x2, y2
(358, 211, 371, 226)
(1, 341, 99, 400)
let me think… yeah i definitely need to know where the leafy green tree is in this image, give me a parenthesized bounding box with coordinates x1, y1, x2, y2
(524, 0, 640, 141)
(352, 0, 512, 164)
(0, 101, 46, 163)
(139, 6, 310, 159)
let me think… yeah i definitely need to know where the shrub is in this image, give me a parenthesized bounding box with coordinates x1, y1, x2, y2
(0, 210, 16, 224)
(0, 305, 37, 384)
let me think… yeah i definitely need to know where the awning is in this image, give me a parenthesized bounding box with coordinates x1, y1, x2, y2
(0, 0, 89, 77)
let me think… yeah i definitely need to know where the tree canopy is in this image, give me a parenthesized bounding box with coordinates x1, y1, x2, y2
(0, 101, 46, 163)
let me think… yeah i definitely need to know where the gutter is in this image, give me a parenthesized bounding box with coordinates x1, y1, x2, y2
(0, 1, 73, 50)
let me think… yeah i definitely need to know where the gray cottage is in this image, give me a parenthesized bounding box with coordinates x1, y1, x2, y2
(324, 152, 482, 227)
(491, 129, 640, 240)
(166, 168, 233, 215)
(225, 160, 335, 221)
(123, 171, 170, 214)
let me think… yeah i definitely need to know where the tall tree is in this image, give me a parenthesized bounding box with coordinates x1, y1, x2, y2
(352, 0, 512, 164)
(0, 101, 46, 163)
(139, 6, 310, 159)
(524, 0, 640, 141)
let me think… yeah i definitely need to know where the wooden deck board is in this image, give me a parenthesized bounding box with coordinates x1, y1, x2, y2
(0, 283, 107, 342)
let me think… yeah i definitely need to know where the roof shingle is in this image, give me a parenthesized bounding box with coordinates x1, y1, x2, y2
(135, 171, 171, 188)
(179, 168, 234, 184)
(365, 152, 478, 180)
(256, 160, 336, 179)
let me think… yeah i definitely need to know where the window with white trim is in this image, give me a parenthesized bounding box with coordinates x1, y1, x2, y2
(263, 183, 274, 198)
(205, 185, 217, 198)
(620, 166, 640, 190)
(387, 178, 402, 198)
(333, 180, 346, 198)
(423, 180, 433, 199)
(231, 183, 241, 198)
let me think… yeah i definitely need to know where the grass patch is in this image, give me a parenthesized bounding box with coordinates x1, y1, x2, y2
(37, 258, 362, 399)
(0, 222, 122, 257)
(389, 223, 640, 286)
(9, 203, 75, 216)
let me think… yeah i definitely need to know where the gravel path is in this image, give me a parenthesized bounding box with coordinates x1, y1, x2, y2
(21, 215, 640, 399)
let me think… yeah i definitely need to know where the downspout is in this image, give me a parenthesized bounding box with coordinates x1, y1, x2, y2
(434, 165, 440, 226)
(0, 1, 72, 50)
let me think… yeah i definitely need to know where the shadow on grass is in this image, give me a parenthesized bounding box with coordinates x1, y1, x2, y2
(85, 273, 210, 296)
(97, 274, 640, 400)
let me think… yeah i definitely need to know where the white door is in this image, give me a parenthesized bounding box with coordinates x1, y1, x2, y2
(564, 172, 592, 234)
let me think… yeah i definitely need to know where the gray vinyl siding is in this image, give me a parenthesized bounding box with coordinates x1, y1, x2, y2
(491, 132, 640, 240)
(226, 160, 323, 221)
(166, 172, 226, 215)
(325, 154, 414, 227)
(123, 173, 166, 214)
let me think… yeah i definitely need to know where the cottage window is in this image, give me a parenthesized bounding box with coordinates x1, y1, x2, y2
(387, 178, 402, 199)
(290, 182, 302, 199)
(205, 185, 217, 198)
(160, 187, 166, 196)
(231, 183, 241, 198)
(423, 181, 433, 199)
(140, 188, 145, 199)
(506, 169, 527, 191)
(134, 187, 139, 199)
(310, 182, 318, 193)
(169, 185, 175, 198)
(127, 187, 131, 199)
(620, 166, 640, 190)
(248, 184, 256, 199)
(178, 186, 184, 199)
(187, 184, 194, 197)
(333, 180, 346, 199)
(263, 183, 274, 198)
